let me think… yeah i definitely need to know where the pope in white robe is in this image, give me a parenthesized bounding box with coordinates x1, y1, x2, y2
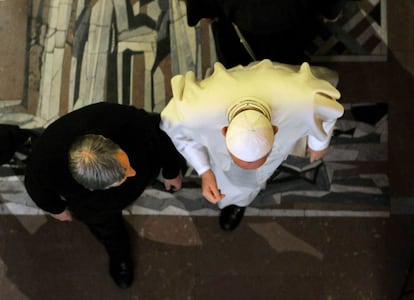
(160, 59, 344, 229)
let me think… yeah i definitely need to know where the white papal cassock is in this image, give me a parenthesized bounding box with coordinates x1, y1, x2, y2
(160, 59, 344, 208)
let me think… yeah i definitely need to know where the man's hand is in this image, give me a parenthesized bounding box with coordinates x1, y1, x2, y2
(201, 169, 225, 204)
(50, 209, 72, 222)
(308, 147, 328, 162)
(323, 11, 342, 23)
(164, 175, 182, 192)
(201, 17, 218, 24)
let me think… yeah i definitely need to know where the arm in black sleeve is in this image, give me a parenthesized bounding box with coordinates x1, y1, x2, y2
(158, 129, 185, 179)
(185, 0, 220, 26)
(24, 170, 67, 214)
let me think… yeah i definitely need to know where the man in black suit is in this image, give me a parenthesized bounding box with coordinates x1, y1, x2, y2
(185, 0, 345, 67)
(24, 102, 183, 288)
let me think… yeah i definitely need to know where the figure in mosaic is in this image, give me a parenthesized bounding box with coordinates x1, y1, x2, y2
(161, 59, 343, 230)
(24, 102, 183, 289)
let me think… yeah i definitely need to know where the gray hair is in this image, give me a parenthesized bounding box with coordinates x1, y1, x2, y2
(68, 134, 125, 190)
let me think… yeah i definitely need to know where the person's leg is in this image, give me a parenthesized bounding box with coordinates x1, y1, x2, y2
(85, 212, 131, 259)
(243, 29, 310, 65)
(214, 165, 262, 231)
(83, 212, 133, 289)
(211, 20, 254, 68)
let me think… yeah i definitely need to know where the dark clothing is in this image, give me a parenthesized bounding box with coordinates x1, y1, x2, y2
(0, 124, 25, 164)
(86, 212, 131, 259)
(25, 102, 181, 219)
(24, 102, 182, 258)
(0, 124, 39, 165)
(185, 0, 346, 67)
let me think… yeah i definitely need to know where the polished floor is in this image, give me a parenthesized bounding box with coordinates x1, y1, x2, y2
(1, 0, 414, 299)
(1, 215, 414, 299)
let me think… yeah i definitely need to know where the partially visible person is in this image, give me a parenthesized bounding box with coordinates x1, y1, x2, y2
(24, 102, 183, 289)
(185, 0, 346, 67)
(0, 124, 40, 165)
(161, 59, 343, 231)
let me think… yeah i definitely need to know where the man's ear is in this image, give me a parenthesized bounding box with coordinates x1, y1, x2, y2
(272, 125, 278, 135)
(221, 126, 228, 137)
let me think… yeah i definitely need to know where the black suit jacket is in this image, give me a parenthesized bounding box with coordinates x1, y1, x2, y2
(186, 0, 345, 33)
(24, 102, 182, 220)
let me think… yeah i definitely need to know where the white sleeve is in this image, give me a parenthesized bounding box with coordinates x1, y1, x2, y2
(307, 93, 344, 151)
(307, 119, 336, 151)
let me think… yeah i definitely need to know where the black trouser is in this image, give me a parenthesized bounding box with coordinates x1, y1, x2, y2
(79, 212, 131, 261)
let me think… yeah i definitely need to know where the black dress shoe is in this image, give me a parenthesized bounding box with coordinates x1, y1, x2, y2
(109, 257, 134, 289)
(219, 205, 246, 231)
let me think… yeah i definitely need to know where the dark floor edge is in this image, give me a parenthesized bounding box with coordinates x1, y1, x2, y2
(391, 197, 414, 214)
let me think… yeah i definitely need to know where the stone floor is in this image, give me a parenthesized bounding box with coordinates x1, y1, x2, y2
(1, 215, 414, 300)
(1, 0, 414, 299)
